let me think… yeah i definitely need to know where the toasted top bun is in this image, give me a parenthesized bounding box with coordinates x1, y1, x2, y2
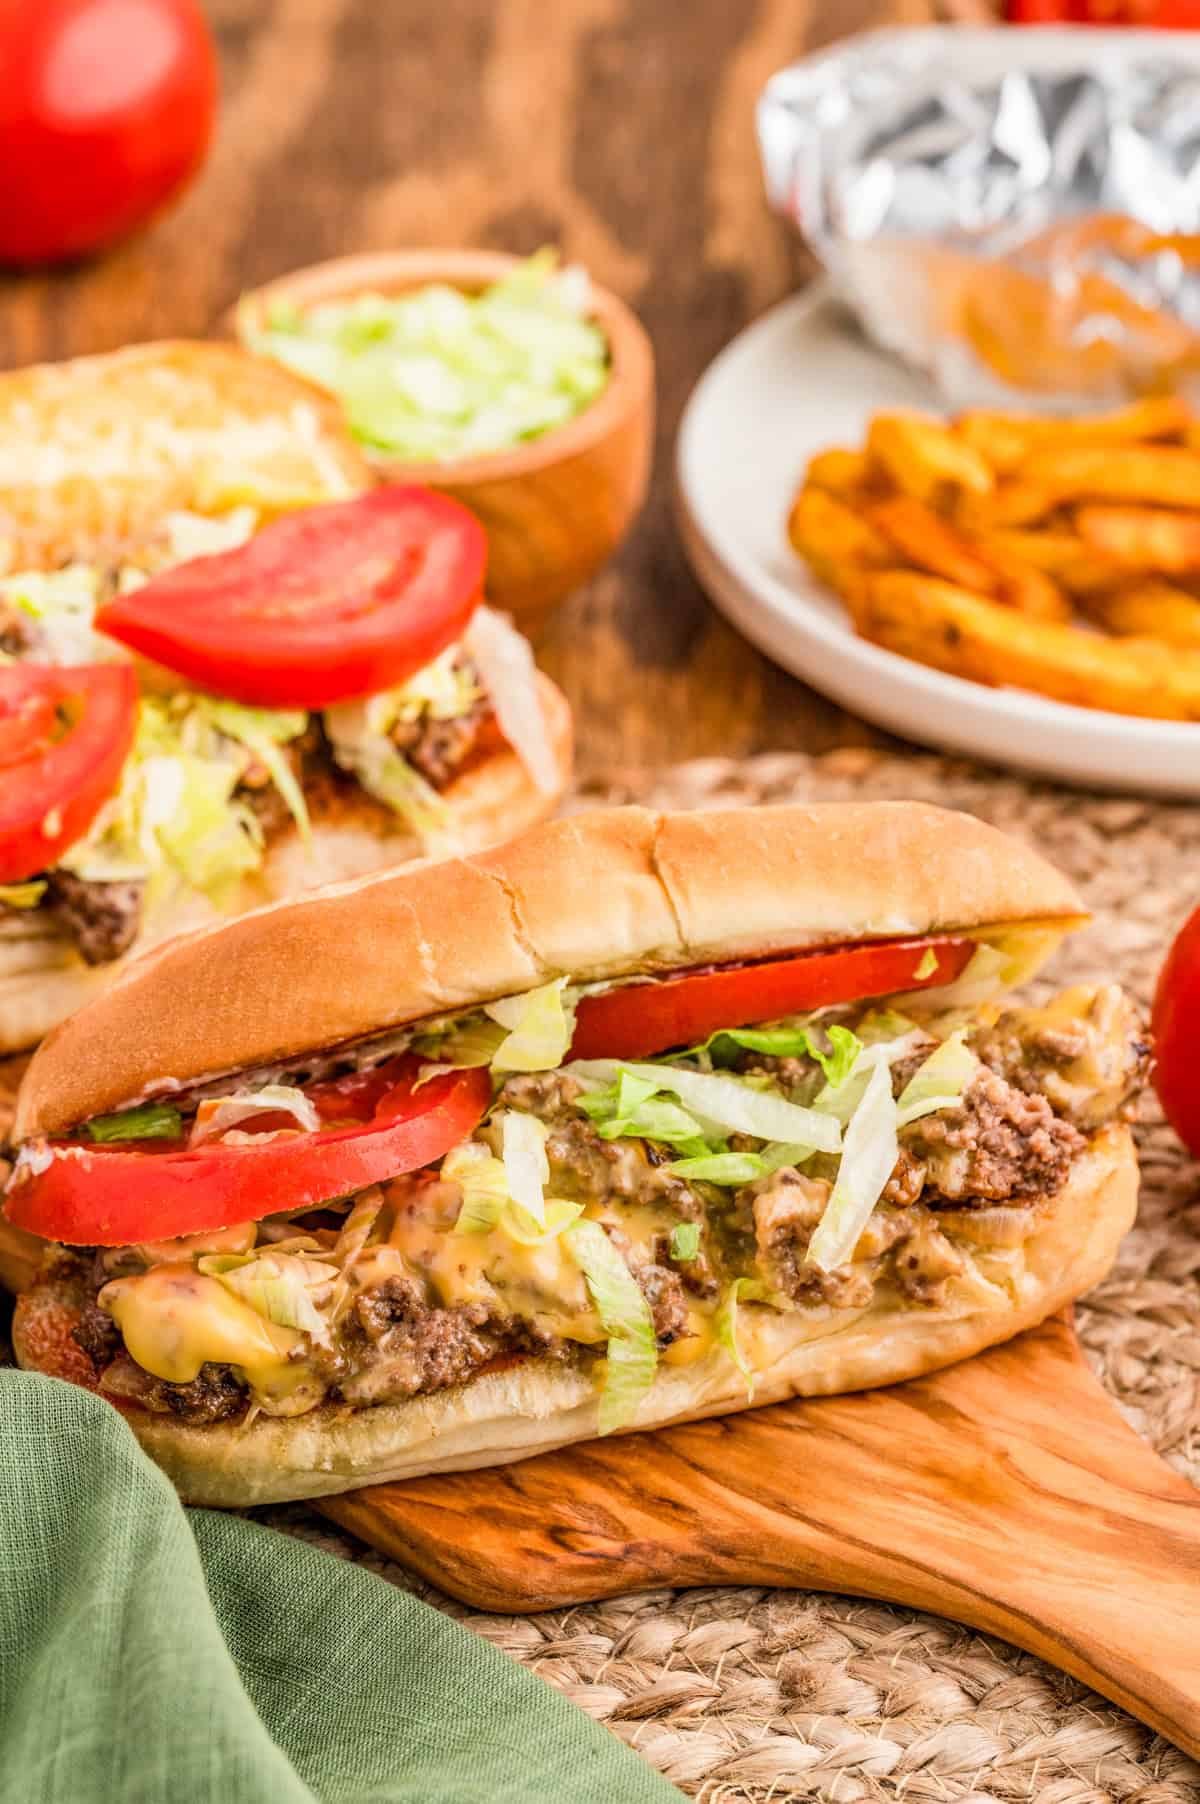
(0, 340, 370, 563)
(16, 801, 1082, 1142)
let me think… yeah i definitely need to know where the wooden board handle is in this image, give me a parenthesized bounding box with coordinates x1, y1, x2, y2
(321, 1316, 1200, 1759)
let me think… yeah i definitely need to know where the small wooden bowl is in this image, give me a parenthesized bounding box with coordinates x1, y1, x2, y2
(234, 249, 655, 634)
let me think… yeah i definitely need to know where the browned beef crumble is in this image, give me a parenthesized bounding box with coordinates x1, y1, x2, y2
(971, 986, 1149, 1130)
(0, 600, 43, 658)
(73, 1300, 122, 1369)
(43, 870, 145, 966)
(490, 1070, 722, 1298)
(155, 1364, 246, 1425)
(389, 668, 491, 788)
(237, 678, 496, 845)
(902, 1065, 1083, 1203)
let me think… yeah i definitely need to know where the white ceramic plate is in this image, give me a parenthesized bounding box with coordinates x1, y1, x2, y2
(675, 283, 1200, 796)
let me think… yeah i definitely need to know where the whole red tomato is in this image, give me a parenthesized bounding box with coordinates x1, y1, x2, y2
(1009, 0, 1200, 20)
(0, 0, 218, 266)
(1152, 904, 1200, 1155)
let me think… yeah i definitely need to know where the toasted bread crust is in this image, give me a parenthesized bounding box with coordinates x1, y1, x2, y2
(16, 800, 1081, 1138)
(0, 340, 370, 563)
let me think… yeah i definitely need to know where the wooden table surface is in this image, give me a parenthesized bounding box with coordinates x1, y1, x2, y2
(0, 0, 963, 783)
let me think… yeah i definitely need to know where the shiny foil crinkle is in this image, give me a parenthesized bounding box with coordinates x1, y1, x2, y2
(757, 26, 1200, 404)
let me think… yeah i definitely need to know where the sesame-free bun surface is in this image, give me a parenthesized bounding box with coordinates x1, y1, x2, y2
(17, 801, 1082, 1140)
(0, 675, 570, 1064)
(11, 1126, 1135, 1505)
(0, 340, 370, 562)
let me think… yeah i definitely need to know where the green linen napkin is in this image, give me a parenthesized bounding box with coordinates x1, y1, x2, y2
(0, 1369, 683, 1804)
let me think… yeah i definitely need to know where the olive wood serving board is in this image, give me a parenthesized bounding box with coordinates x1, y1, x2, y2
(318, 1312, 1200, 1758)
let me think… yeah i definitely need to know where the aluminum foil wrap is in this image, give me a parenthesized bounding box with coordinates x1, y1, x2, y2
(758, 26, 1200, 405)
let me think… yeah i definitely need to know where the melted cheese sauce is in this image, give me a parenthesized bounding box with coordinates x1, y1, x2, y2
(101, 1266, 310, 1407)
(382, 1184, 604, 1345)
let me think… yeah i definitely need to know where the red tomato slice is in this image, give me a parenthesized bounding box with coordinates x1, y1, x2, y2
(6, 1060, 491, 1247)
(1152, 905, 1200, 1155)
(568, 936, 976, 1063)
(94, 485, 488, 709)
(0, 663, 137, 882)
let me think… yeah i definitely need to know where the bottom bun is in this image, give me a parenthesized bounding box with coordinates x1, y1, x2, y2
(15, 1125, 1136, 1507)
(0, 674, 571, 1057)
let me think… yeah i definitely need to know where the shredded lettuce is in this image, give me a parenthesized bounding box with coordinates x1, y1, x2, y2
(149, 754, 264, 901)
(444, 1137, 581, 1246)
(161, 507, 259, 563)
(670, 1222, 701, 1262)
(565, 1219, 657, 1433)
(198, 1251, 335, 1344)
(59, 695, 302, 902)
(569, 1060, 842, 1156)
(807, 1057, 899, 1274)
(84, 1103, 183, 1144)
(0, 880, 47, 910)
(1, 565, 104, 664)
(322, 689, 450, 836)
(895, 1030, 978, 1126)
(913, 947, 939, 982)
(714, 1277, 770, 1395)
(464, 607, 559, 796)
(810, 1031, 925, 1125)
(390, 644, 482, 723)
(667, 1143, 812, 1187)
(412, 1018, 507, 1085)
(687, 1021, 862, 1089)
(246, 249, 609, 463)
(486, 977, 577, 1073)
(413, 977, 576, 1082)
(190, 1085, 320, 1147)
(855, 1008, 919, 1045)
(498, 1110, 550, 1230)
(200, 700, 311, 848)
(444, 1142, 511, 1235)
(577, 1073, 712, 1160)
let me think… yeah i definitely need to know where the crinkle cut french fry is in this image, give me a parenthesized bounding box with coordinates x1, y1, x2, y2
(1074, 503, 1200, 573)
(1084, 580, 1200, 647)
(1020, 444, 1200, 508)
(866, 412, 993, 505)
(855, 570, 1200, 720)
(956, 396, 1191, 473)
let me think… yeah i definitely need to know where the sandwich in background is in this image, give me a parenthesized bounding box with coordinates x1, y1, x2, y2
(0, 341, 571, 1055)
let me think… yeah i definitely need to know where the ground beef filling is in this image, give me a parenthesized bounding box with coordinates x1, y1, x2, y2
(62, 991, 1139, 1425)
(0, 599, 43, 658)
(389, 668, 492, 789)
(43, 870, 145, 966)
(237, 683, 495, 843)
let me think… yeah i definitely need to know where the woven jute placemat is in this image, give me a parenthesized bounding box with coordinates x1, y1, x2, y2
(272, 748, 1195, 1799)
